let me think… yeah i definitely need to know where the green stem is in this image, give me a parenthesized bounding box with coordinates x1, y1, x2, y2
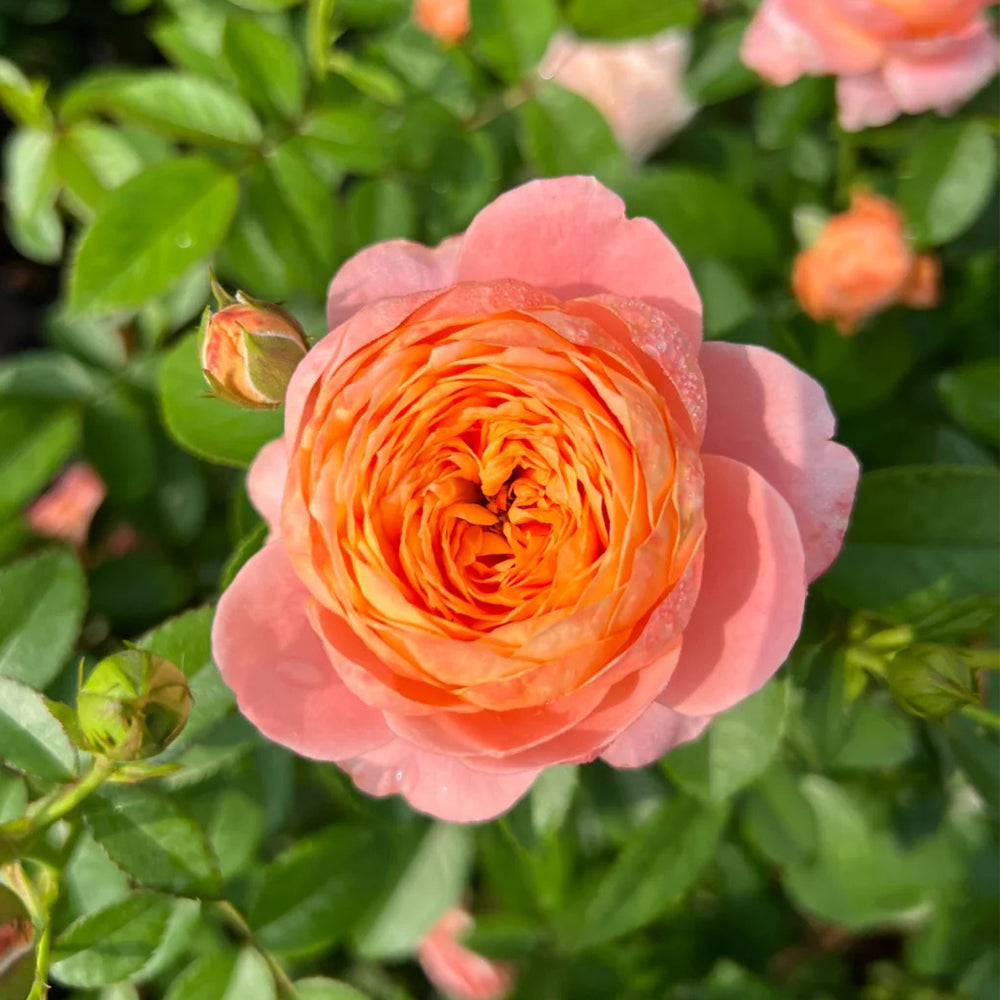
(214, 900, 299, 999)
(0, 756, 116, 862)
(960, 703, 1000, 732)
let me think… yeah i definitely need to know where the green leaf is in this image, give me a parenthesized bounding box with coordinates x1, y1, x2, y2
(0, 400, 80, 521)
(88, 553, 193, 632)
(325, 50, 405, 105)
(663, 680, 788, 803)
(470, 0, 558, 82)
(519, 84, 624, 186)
(783, 777, 959, 930)
(899, 120, 998, 246)
(250, 824, 390, 956)
(624, 168, 779, 275)
(164, 949, 276, 1000)
(830, 694, 915, 771)
(220, 521, 268, 590)
(347, 178, 418, 246)
(571, 793, 728, 947)
(50, 892, 173, 989)
(692, 258, 755, 338)
(223, 18, 305, 120)
(0, 57, 51, 127)
(355, 823, 473, 959)
(688, 17, 758, 104)
(823, 466, 1000, 612)
(83, 785, 222, 897)
(295, 978, 371, 1000)
(131, 898, 202, 985)
(938, 360, 999, 447)
(754, 76, 831, 150)
(62, 70, 263, 146)
(3, 126, 62, 262)
(83, 387, 157, 502)
(301, 106, 394, 174)
(566, 0, 698, 39)
(54, 121, 146, 218)
(0, 771, 28, 823)
(69, 157, 238, 315)
(0, 352, 108, 401)
(0, 676, 78, 780)
(741, 763, 817, 867)
(158, 331, 283, 467)
(944, 714, 999, 815)
(530, 765, 579, 836)
(0, 547, 86, 690)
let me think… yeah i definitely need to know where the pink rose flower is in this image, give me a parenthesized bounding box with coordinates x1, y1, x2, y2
(417, 909, 512, 1000)
(741, 0, 999, 131)
(26, 463, 106, 548)
(212, 176, 859, 823)
(539, 30, 696, 160)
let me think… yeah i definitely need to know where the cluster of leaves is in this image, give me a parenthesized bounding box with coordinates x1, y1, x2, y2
(0, 0, 997, 999)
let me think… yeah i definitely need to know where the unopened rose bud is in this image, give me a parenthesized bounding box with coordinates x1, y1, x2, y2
(886, 644, 978, 720)
(0, 884, 34, 998)
(199, 280, 308, 410)
(77, 649, 192, 760)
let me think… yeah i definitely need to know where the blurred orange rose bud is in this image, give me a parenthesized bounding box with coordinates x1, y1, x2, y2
(413, 0, 469, 43)
(199, 279, 308, 410)
(25, 462, 106, 547)
(792, 192, 940, 335)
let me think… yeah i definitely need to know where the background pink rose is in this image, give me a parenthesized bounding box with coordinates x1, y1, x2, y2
(539, 29, 697, 160)
(418, 909, 512, 1000)
(741, 0, 999, 130)
(212, 176, 858, 822)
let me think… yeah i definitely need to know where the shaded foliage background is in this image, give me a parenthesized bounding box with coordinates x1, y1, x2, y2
(0, 1, 997, 999)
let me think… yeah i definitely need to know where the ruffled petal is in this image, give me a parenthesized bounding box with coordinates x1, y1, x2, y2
(884, 25, 998, 115)
(326, 236, 461, 330)
(660, 455, 806, 716)
(836, 70, 903, 130)
(246, 438, 287, 535)
(699, 342, 859, 580)
(742, 0, 882, 84)
(340, 737, 541, 822)
(212, 541, 393, 759)
(454, 176, 702, 351)
(599, 700, 708, 768)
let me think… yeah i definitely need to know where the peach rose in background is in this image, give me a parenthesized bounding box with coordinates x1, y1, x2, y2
(741, 0, 999, 131)
(793, 191, 940, 334)
(212, 176, 859, 822)
(413, 0, 470, 43)
(26, 463, 106, 548)
(539, 30, 697, 160)
(418, 909, 512, 1000)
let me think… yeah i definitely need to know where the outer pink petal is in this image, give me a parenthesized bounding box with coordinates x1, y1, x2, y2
(699, 342, 859, 581)
(741, 0, 882, 83)
(340, 738, 541, 822)
(884, 27, 999, 115)
(836, 70, 903, 129)
(454, 176, 702, 351)
(660, 455, 806, 716)
(246, 438, 287, 535)
(326, 235, 462, 330)
(599, 701, 708, 768)
(212, 542, 392, 759)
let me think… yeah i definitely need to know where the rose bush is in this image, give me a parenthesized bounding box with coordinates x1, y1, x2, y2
(212, 176, 859, 822)
(741, 0, 999, 131)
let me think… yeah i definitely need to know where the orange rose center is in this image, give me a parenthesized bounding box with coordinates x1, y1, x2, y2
(287, 296, 704, 707)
